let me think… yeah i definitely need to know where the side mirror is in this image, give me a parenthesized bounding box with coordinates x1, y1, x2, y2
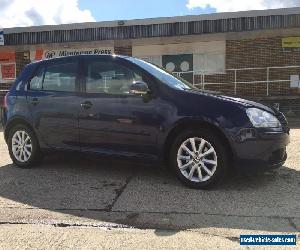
(129, 81, 149, 95)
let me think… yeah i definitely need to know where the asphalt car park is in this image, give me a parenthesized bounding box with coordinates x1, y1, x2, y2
(0, 124, 299, 249)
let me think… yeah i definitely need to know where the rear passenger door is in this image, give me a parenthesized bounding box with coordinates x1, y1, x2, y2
(26, 57, 81, 150)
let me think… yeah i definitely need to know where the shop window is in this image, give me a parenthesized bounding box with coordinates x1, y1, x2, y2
(193, 53, 225, 74)
(162, 54, 193, 83)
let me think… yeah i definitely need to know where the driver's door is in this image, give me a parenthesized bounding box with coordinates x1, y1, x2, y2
(78, 57, 161, 159)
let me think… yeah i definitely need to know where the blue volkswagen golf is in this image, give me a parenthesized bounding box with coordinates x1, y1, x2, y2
(1, 55, 290, 189)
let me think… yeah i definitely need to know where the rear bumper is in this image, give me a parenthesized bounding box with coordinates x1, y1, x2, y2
(231, 129, 290, 171)
(0, 106, 5, 129)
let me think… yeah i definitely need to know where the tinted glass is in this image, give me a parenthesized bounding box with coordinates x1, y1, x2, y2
(126, 57, 196, 90)
(29, 66, 44, 90)
(86, 61, 143, 95)
(43, 62, 77, 92)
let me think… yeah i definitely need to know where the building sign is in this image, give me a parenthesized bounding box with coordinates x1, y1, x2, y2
(0, 52, 16, 80)
(31, 47, 114, 61)
(282, 37, 300, 48)
(1, 64, 16, 80)
(290, 75, 299, 88)
(0, 30, 4, 46)
(0, 52, 15, 63)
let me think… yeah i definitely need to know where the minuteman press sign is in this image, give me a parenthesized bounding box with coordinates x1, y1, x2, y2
(31, 47, 114, 61)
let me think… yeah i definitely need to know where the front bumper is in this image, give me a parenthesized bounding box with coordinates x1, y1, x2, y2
(231, 129, 290, 171)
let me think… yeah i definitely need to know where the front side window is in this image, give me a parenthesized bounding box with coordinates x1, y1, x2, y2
(29, 61, 78, 92)
(86, 61, 143, 95)
(126, 57, 196, 90)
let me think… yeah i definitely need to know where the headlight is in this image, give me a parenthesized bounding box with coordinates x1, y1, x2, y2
(246, 108, 281, 128)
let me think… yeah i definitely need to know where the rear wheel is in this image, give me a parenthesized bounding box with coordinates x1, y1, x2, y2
(8, 124, 42, 168)
(169, 128, 228, 189)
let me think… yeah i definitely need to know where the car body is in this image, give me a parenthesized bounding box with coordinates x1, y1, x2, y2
(1, 55, 290, 188)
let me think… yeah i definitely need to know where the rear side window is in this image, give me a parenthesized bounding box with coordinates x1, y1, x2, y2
(29, 61, 78, 92)
(30, 67, 44, 90)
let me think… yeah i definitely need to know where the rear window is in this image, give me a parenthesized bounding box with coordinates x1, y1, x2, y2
(29, 61, 78, 92)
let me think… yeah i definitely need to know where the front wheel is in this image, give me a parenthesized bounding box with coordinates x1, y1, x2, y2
(169, 128, 228, 189)
(8, 124, 42, 168)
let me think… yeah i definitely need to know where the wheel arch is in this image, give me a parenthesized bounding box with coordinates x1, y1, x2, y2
(163, 119, 234, 166)
(4, 117, 35, 143)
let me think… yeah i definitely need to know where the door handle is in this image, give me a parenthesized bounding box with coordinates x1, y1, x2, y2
(81, 101, 93, 109)
(31, 98, 39, 106)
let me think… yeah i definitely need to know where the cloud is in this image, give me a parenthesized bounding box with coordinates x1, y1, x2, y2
(0, 0, 96, 28)
(186, 0, 300, 12)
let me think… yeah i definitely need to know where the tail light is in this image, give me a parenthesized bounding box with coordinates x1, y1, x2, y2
(3, 92, 8, 109)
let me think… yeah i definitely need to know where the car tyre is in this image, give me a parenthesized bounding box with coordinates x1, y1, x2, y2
(169, 128, 228, 189)
(8, 124, 42, 168)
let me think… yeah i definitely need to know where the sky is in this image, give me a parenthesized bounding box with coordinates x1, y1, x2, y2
(0, 0, 300, 28)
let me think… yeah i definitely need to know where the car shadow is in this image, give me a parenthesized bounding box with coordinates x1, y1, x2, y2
(0, 152, 299, 233)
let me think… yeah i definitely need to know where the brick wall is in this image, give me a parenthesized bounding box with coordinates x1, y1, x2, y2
(226, 37, 300, 68)
(250, 96, 300, 117)
(194, 36, 300, 97)
(193, 36, 300, 116)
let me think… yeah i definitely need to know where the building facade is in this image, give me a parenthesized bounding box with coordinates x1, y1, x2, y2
(1, 8, 300, 115)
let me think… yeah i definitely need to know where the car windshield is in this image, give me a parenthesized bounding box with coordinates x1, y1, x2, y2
(126, 57, 196, 90)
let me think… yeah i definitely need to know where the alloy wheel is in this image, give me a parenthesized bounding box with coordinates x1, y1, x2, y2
(177, 137, 218, 182)
(11, 130, 33, 163)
